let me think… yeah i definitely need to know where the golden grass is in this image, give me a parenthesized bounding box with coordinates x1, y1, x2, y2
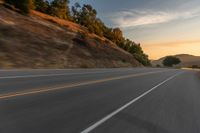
(31, 10, 86, 33)
(30, 10, 109, 43)
(0, 6, 141, 68)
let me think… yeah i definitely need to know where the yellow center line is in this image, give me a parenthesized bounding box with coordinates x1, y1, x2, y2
(0, 70, 170, 100)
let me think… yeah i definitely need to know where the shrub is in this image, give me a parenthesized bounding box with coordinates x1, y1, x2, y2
(121, 59, 127, 63)
(156, 64, 161, 67)
(80, 64, 89, 68)
(73, 32, 88, 46)
(191, 65, 199, 69)
(5, 0, 34, 14)
(34, 0, 50, 14)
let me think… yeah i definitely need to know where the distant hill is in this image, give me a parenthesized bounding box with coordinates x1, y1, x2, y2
(0, 4, 142, 68)
(152, 54, 200, 67)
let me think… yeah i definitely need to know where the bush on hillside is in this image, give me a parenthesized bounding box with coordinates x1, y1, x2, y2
(34, 0, 50, 14)
(5, 0, 34, 14)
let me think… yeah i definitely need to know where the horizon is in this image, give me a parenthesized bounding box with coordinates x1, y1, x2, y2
(71, 0, 200, 59)
(1, 1, 200, 132)
(151, 53, 200, 61)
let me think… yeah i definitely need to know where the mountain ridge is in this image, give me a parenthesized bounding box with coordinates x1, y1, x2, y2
(152, 54, 200, 67)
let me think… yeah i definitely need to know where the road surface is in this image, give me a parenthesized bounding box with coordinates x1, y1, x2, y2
(0, 68, 200, 133)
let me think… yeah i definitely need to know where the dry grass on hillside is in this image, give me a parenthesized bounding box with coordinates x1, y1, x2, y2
(31, 10, 86, 33)
(0, 5, 141, 68)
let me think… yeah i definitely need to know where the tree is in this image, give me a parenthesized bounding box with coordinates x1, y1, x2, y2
(71, 3, 105, 36)
(50, 0, 70, 19)
(114, 38, 151, 66)
(5, 0, 34, 14)
(79, 4, 97, 27)
(71, 2, 81, 23)
(34, 0, 50, 14)
(70, 2, 151, 66)
(163, 56, 181, 67)
(112, 28, 123, 44)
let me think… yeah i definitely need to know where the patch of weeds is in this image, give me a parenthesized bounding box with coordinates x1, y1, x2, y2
(121, 59, 127, 63)
(73, 37, 88, 46)
(77, 32, 86, 40)
(73, 32, 88, 46)
(80, 64, 89, 68)
(156, 64, 161, 67)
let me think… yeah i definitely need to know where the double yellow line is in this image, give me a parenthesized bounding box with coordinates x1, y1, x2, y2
(0, 70, 169, 100)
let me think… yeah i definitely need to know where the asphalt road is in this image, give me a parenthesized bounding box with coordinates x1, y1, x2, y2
(0, 68, 199, 133)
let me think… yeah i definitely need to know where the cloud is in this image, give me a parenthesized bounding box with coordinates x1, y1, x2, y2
(144, 40, 200, 48)
(110, 8, 200, 28)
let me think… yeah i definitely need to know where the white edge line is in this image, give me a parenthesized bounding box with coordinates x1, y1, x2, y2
(81, 72, 183, 133)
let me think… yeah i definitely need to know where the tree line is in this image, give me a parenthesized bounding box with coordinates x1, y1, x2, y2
(4, 0, 151, 66)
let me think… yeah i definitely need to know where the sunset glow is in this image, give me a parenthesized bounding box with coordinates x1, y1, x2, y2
(143, 40, 200, 59)
(73, 0, 200, 59)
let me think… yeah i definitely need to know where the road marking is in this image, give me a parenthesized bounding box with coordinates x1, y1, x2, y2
(0, 70, 126, 79)
(81, 72, 182, 133)
(0, 69, 143, 79)
(0, 70, 169, 100)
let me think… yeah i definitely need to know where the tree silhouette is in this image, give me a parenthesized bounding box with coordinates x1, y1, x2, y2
(163, 56, 181, 67)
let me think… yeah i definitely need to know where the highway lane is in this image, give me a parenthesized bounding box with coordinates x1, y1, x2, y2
(0, 68, 199, 133)
(0, 68, 166, 95)
(0, 68, 159, 77)
(91, 70, 200, 133)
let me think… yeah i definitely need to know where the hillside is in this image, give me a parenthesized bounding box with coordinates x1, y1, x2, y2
(152, 54, 200, 67)
(0, 4, 142, 68)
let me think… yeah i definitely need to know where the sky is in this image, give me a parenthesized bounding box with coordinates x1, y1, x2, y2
(70, 0, 200, 59)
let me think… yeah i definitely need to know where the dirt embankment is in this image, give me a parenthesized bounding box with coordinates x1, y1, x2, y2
(0, 5, 142, 68)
